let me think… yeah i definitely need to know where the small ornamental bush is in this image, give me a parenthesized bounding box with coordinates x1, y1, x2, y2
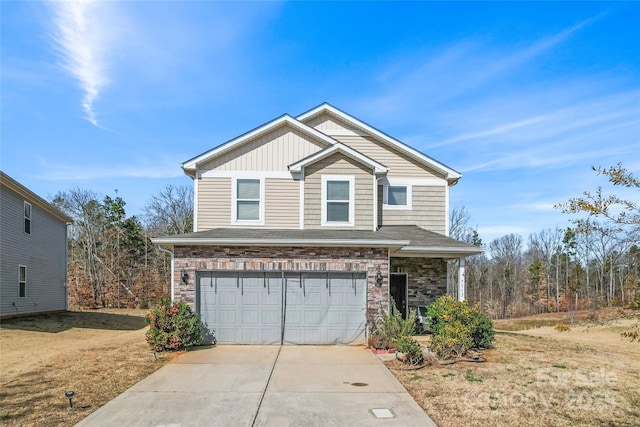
(427, 295, 495, 359)
(376, 299, 417, 349)
(145, 298, 206, 352)
(395, 336, 424, 365)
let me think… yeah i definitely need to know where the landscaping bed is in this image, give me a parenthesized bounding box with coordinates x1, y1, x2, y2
(386, 310, 640, 426)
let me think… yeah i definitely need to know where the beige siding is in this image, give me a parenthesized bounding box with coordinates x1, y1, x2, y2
(197, 177, 300, 230)
(304, 113, 354, 133)
(333, 135, 445, 179)
(378, 185, 446, 234)
(197, 177, 231, 230)
(265, 179, 299, 229)
(200, 124, 325, 172)
(304, 153, 374, 230)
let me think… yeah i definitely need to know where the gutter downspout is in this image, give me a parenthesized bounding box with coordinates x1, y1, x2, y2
(157, 246, 175, 302)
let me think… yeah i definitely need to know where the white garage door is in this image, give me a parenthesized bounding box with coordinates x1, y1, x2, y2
(197, 271, 367, 345)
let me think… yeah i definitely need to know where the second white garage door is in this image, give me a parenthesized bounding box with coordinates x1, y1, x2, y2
(197, 271, 367, 345)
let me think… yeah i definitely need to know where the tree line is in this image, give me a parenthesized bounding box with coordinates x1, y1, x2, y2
(53, 163, 638, 317)
(449, 164, 639, 318)
(52, 185, 193, 309)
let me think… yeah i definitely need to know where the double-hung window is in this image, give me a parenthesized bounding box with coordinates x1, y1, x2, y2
(233, 178, 263, 224)
(383, 181, 412, 210)
(24, 201, 31, 234)
(322, 175, 354, 226)
(18, 265, 26, 298)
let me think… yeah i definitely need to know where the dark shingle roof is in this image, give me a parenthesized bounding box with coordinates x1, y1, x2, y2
(152, 225, 483, 257)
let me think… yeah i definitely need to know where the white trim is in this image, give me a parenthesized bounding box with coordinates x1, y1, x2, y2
(372, 175, 378, 231)
(18, 264, 27, 298)
(458, 257, 466, 301)
(382, 181, 413, 211)
(318, 129, 369, 137)
(193, 177, 199, 232)
(183, 115, 338, 174)
(377, 177, 446, 187)
(231, 177, 265, 226)
(289, 143, 387, 174)
(297, 104, 462, 183)
(321, 175, 355, 227)
(445, 184, 450, 236)
(199, 170, 297, 180)
(299, 176, 305, 229)
(152, 237, 410, 248)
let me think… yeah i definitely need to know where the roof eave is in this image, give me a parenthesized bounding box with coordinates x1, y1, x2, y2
(151, 237, 409, 248)
(393, 246, 484, 258)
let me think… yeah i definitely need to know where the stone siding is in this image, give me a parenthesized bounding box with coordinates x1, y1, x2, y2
(173, 246, 389, 320)
(390, 257, 448, 308)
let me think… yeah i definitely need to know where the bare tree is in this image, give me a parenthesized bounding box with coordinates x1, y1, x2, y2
(143, 184, 194, 236)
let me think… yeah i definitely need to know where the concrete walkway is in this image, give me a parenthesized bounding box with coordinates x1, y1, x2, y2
(75, 345, 436, 427)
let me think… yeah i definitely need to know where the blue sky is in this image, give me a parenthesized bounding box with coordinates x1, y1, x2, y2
(2, 1, 638, 244)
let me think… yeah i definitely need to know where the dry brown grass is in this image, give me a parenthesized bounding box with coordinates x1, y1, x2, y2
(0, 309, 173, 426)
(387, 310, 640, 427)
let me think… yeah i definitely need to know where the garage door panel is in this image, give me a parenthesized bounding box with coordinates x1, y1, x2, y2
(198, 270, 366, 345)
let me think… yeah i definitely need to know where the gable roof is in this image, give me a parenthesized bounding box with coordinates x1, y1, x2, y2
(288, 142, 388, 174)
(297, 103, 462, 185)
(182, 114, 339, 177)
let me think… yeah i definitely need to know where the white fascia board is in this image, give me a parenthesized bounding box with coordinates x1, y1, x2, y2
(182, 115, 337, 174)
(394, 246, 484, 258)
(151, 237, 409, 248)
(289, 143, 388, 174)
(297, 104, 462, 182)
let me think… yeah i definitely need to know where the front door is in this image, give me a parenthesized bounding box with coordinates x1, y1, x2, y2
(390, 273, 408, 319)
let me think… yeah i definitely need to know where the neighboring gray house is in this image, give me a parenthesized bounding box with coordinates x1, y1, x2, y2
(0, 172, 72, 318)
(153, 104, 482, 345)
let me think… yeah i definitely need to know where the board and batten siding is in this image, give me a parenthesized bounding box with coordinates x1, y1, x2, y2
(265, 179, 299, 229)
(377, 185, 447, 234)
(197, 177, 300, 230)
(304, 153, 374, 230)
(200, 124, 326, 172)
(0, 186, 67, 317)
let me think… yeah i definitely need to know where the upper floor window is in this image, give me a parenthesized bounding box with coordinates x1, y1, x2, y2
(24, 201, 31, 234)
(321, 175, 354, 226)
(383, 181, 412, 210)
(18, 265, 27, 298)
(233, 178, 264, 224)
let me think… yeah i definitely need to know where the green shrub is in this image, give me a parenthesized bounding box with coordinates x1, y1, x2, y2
(395, 336, 424, 365)
(426, 295, 494, 358)
(145, 298, 207, 352)
(375, 299, 417, 349)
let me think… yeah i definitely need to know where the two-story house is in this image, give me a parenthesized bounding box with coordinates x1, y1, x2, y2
(0, 172, 72, 318)
(153, 103, 482, 345)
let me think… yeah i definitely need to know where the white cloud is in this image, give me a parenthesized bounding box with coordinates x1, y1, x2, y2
(48, 0, 121, 126)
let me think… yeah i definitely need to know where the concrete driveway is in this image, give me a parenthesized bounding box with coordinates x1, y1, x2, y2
(75, 345, 436, 427)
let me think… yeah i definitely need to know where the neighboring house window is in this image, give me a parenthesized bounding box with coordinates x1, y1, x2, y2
(24, 201, 31, 234)
(321, 175, 354, 226)
(383, 181, 412, 210)
(18, 265, 26, 298)
(232, 178, 264, 224)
